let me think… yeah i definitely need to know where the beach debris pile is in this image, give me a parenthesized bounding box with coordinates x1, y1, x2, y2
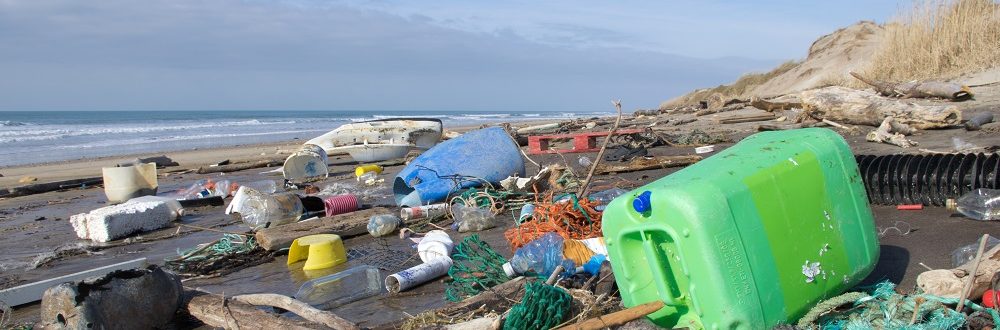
(6, 87, 1000, 330)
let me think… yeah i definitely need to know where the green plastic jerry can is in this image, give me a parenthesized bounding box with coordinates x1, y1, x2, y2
(602, 128, 879, 329)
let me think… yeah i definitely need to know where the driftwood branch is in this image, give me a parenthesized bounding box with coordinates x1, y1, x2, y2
(186, 292, 331, 330)
(555, 300, 665, 330)
(231, 293, 360, 330)
(866, 117, 917, 148)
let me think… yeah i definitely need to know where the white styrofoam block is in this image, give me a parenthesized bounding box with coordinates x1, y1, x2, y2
(69, 200, 176, 242)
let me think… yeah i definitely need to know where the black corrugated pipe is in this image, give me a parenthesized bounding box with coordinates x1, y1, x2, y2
(856, 153, 1000, 206)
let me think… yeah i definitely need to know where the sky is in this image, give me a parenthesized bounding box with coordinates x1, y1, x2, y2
(0, 0, 903, 111)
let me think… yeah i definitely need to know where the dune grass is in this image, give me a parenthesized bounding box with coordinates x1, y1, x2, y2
(857, 0, 1000, 83)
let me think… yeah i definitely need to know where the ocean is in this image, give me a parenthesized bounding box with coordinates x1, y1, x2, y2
(0, 110, 606, 167)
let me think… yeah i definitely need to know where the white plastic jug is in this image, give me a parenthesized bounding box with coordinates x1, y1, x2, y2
(102, 163, 158, 204)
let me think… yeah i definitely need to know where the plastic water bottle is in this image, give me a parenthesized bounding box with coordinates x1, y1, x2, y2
(367, 214, 402, 237)
(502, 232, 573, 277)
(450, 204, 496, 232)
(948, 188, 1000, 220)
(294, 265, 382, 309)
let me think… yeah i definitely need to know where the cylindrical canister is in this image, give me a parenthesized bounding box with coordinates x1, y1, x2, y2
(400, 203, 449, 220)
(323, 194, 361, 217)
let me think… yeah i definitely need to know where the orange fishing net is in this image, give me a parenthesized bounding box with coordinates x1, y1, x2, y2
(504, 192, 603, 250)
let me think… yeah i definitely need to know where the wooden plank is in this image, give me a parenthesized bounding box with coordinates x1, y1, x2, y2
(715, 113, 776, 124)
(255, 207, 391, 251)
(595, 155, 702, 174)
(0, 258, 147, 307)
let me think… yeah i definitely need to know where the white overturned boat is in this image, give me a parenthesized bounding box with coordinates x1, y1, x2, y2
(283, 118, 443, 183)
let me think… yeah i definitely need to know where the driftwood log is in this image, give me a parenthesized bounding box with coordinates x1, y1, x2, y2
(595, 155, 701, 174)
(851, 72, 973, 101)
(0, 176, 103, 198)
(254, 207, 390, 250)
(799, 86, 961, 129)
(197, 159, 284, 174)
(186, 291, 357, 330)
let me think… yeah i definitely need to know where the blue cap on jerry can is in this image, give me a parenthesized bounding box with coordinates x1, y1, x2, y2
(633, 191, 652, 213)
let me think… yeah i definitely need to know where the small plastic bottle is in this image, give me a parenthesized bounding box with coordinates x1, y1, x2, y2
(450, 204, 496, 232)
(294, 265, 382, 309)
(367, 214, 402, 237)
(502, 232, 573, 277)
(948, 188, 1000, 220)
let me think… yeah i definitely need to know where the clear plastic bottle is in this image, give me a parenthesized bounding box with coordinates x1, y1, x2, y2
(502, 232, 572, 277)
(589, 188, 628, 211)
(294, 265, 382, 308)
(239, 190, 303, 230)
(951, 235, 1000, 267)
(367, 214, 402, 237)
(450, 204, 496, 232)
(948, 188, 1000, 220)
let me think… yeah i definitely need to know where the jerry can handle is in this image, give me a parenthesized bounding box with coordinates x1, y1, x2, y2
(642, 237, 681, 306)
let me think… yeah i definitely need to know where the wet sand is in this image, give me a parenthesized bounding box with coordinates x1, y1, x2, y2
(3, 108, 1000, 327)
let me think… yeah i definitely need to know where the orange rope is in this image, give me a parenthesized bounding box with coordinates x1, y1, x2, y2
(504, 192, 603, 250)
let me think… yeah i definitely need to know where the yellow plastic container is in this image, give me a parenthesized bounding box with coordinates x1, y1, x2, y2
(355, 164, 384, 178)
(288, 234, 347, 271)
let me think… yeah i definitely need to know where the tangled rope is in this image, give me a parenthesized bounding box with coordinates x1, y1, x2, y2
(445, 235, 511, 302)
(797, 281, 1000, 330)
(449, 187, 532, 216)
(504, 193, 603, 250)
(503, 282, 573, 330)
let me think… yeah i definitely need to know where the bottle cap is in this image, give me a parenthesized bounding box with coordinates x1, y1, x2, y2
(502, 262, 516, 277)
(633, 191, 652, 213)
(946, 199, 957, 211)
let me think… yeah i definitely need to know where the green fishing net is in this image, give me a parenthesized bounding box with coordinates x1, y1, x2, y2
(798, 281, 1000, 330)
(503, 282, 573, 330)
(445, 234, 511, 302)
